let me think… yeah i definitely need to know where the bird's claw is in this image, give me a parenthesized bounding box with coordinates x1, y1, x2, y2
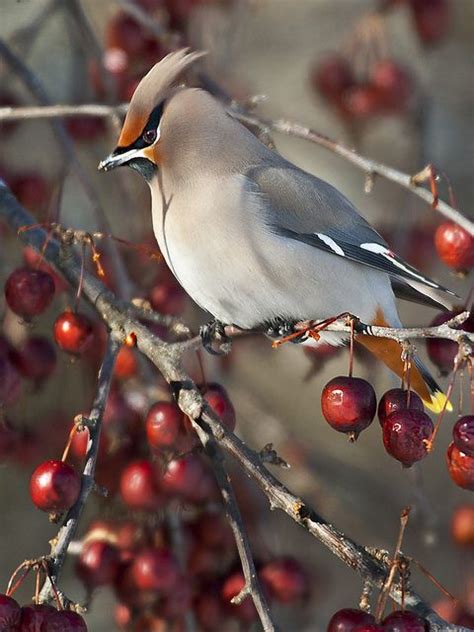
(200, 320, 232, 355)
(266, 320, 301, 342)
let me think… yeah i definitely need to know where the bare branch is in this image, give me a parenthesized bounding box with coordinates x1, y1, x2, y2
(0, 98, 470, 235)
(39, 336, 120, 603)
(0, 103, 127, 122)
(0, 39, 134, 301)
(190, 419, 277, 630)
(117, 0, 166, 38)
(231, 111, 474, 236)
(1, 182, 469, 631)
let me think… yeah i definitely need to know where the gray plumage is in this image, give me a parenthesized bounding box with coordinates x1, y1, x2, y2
(149, 86, 453, 337)
(99, 50, 455, 410)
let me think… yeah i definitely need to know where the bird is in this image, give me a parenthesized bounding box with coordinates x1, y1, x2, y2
(99, 49, 456, 412)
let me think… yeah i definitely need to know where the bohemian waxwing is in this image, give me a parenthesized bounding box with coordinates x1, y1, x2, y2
(100, 49, 456, 412)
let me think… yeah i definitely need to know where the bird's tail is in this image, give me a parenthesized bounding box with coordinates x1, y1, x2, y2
(357, 334, 451, 413)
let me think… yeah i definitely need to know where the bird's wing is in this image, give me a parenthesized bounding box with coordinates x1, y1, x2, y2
(247, 163, 457, 300)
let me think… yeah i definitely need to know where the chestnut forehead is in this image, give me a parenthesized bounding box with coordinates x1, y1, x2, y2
(118, 110, 149, 148)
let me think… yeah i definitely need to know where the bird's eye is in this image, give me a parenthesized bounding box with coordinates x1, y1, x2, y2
(142, 129, 157, 144)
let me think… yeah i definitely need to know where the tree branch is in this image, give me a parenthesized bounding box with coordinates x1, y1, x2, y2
(190, 420, 277, 631)
(0, 39, 134, 301)
(230, 111, 474, 236)
(1, 182, 470, 631)
(0, 99, 470, 235)
(39, 335, 120, 603)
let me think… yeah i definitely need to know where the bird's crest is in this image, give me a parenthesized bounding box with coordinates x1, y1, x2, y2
(118, 48, 206, 148)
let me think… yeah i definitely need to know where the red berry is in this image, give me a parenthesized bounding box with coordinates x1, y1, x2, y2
(221, 570, 257, 623)
(76, 540, 121, 587)
(70, 425, 108, 461)
(164, 0, 203, 29)
(194, 511, 234, 550)
(5, 267, 55, 318)
(12, 336, 57, 381)
(149, 278, 186, 315)
(114, 602, 132, 629)
(378, 388, 424, 426)
(446, 442, 474, 490)
(29, 459, 81, 513)
(188, 544, 222, 578)
(194, 591, 226, 631)
(162, 454, 217, 503)
(312, 54, 354, 101)
(53, 310, 94, 355)
(321, 376, 376, 435)
(115, 520, 147, 552)
(453, 415, 474, 456)
(162, 575, 193, 618)
(435, 222, 474, 272)
(327, 608, 375, 632)
(106, 12, 147, 58)
(371, 60, 412, 111)
(174, 415, 200, 454)
(429, 313, 473, 370)
(426, 311, 461, 374)
(353, 626, 383, 631)
(119, 459, 164, 510)
(114, 345, 138, 379)
(19, 603, 56, 631)
(382, 609, 429, 631)
(66, 116, 105, 142)
(451, 504, 474, 547)
(131, 547, 180, 592)
(382, 409, 433, 467)
(342, 85, 383, 118)
(146, 401, 182, 451)
(0, 355, 22, 406)
(410, 0, 449, 44)
(203, 383, 236, 432)
(9, 173, 50, 212)
(0, 594, 21, 630)
(260, 557, 308, 603)
(22, 246, 67, 293)
(455, 607, 474, 627)
(47, 610, 88, 632)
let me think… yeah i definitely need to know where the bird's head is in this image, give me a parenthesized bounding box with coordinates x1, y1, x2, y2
(99, 49, 206, 179)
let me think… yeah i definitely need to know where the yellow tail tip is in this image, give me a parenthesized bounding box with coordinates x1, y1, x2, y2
(424, 391, 453, 414)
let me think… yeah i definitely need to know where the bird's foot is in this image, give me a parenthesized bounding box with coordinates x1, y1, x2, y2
(200, 320, 232, 356)
(266, 319, 305, 344)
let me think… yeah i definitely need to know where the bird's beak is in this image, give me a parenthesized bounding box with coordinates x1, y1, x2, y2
(98, 147, 151, 172)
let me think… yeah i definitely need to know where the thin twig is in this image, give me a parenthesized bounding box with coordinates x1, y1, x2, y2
(1, 184, 470, 631)
(190, 420, 277, 631)
(230, 111, 474, 235)
(0, 99, 470, 234)
(117, 0, 166, 38)
(39, 336, 120, 603)
(0, 39, 134, 301)
(375, 507, 411, 621)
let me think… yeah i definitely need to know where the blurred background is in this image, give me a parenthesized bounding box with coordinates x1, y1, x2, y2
(0, 1, 473, 630)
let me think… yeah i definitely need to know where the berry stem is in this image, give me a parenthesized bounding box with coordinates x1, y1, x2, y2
(74, 241, 87, 312)
(348, 318, 355, 378)
(426, 365, 459, 452)
(408, 557, 457, 602)
(374, 506, 411, 622)
(6, 560, 32, 597)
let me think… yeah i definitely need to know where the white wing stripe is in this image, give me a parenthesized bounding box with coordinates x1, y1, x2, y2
(315, 233, 345, 256)
(359, 242, 437, 286)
